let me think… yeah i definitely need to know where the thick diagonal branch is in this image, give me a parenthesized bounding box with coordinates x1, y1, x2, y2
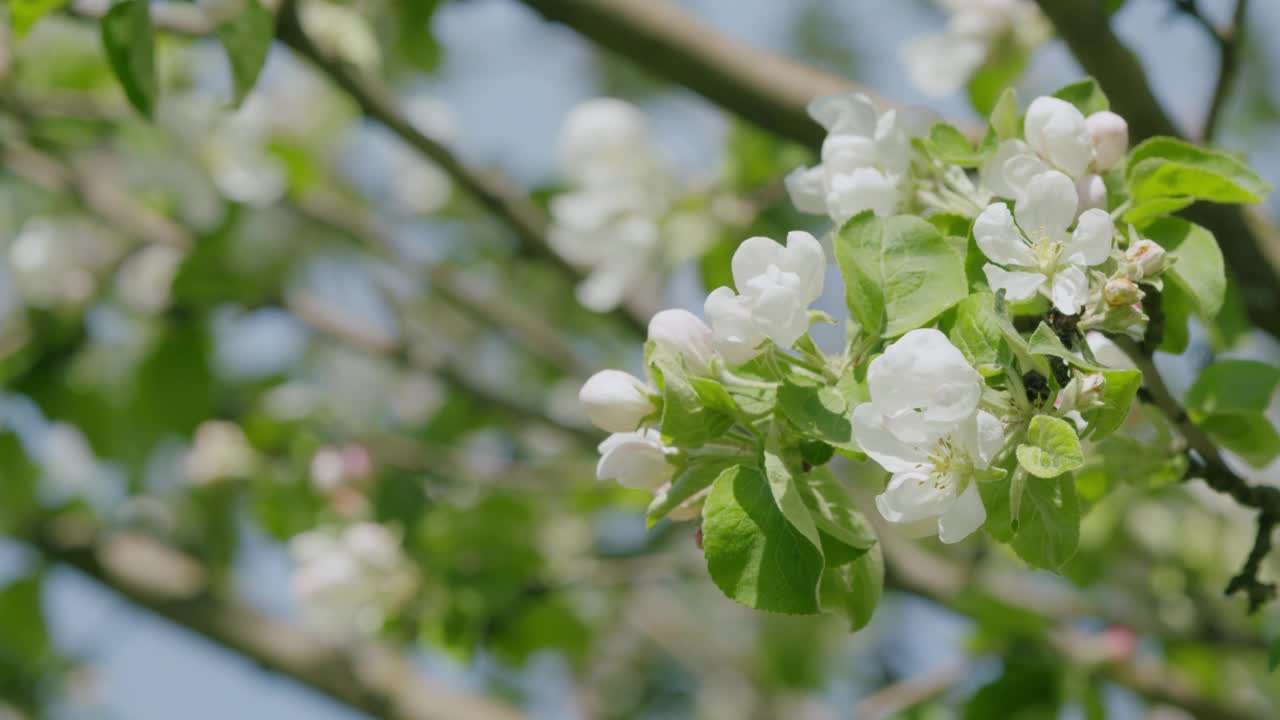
(24, 519, 525, 720)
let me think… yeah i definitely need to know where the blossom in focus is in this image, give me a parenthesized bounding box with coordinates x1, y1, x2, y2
(851, 329, 1003, 543)
(974, 170, 1115, 314)
(579, 369, 656, 433)
(289, 523, 417, 638)
(647, 309, 718, 375)
(549, 98, 717, 313)
(596, 429, 674, 490)
(981, 97, 1129, 207)
(704, 232, 826, 364)
(184, 420, 257, 486)
(787, 93, 934, 221)
(902, 0, 1049, 98)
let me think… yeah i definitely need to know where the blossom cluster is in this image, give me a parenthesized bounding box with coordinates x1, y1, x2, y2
(549, 98, 724, 313)
(902, 0, 1050, 99)
(289, 522, 418, 639)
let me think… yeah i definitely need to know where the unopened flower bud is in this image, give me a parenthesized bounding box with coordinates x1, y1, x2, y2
(1086, 111, 1128, 171)
(1103, 277, 1143, 307)
(579, 369, 655, 433)
(648, 309, 717, 375)
(1076, 173, 1107, 211)
(596, 430, 673, 490)
(1125, 239, 1169, 280)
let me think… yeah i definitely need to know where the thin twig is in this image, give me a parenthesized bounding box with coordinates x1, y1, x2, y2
(1174, 0, 1251, 140)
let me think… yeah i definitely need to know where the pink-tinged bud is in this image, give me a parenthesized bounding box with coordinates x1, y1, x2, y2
(647, 309, 717, 375)
(1125, 239, 1169, 280)
(579, 369, 655, 433)
(1085, 111, 1128, 171)
(1104, 277, 1143, 307)
(1076, 173, 1107, 211)
(341, 444, 375, 485)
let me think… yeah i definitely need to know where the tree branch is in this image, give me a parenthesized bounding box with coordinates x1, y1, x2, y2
(1115, 336, 1280, 610)
(23, 517, 525, 720)
(1174, 0, 1251, 141)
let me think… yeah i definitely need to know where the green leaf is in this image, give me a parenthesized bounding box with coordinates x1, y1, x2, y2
(101, 0, 157, 118)
(1052, 78, 1110, 115)
(651, 357, 734, 448)
(1121, 196, 1194, 225)
(10, 0, 68, 36)
(763, 430, 824, 553)
(820, 540, 882, 631)
(702, 466, 824, 614)
(217, 0, 275, 107)
(777, 378, 858, 452)
(1141, 217, 1226, 318)
(967, 35, 1027, 116)
(1010, 473, 1081, 571)
(647, 460, 738, 528)
(1028, 322, 1100, 371)
(834, 212, 967, 338)
(978, 467, 1015, 542)
(1016, 415, 1084, 479)
(1157, 282, 1193, 353)
(1198, 414, 1280, 468)
(989, 87, 1020, 140)
(948, 292, 1010, 375)
(393, 0, 446, 72)
(1185, 360, 1280, 418)
(795, 466, 875, 551)
(1126, 137, 1271, 204)
(925, 123, 991, 167)
(1084, 369, 1142, 440)
(0, 574, 53, 681)
(1269, 638, 1280, 671)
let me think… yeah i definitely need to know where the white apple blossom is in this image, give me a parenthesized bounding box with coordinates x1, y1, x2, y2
(549, 98, 718, 313)
(596, 429, 674, 490)
(982, 97, 1128, 206)
(184, 420, 257, 486)
(1124, 238, 1172, 281)
(704, 232, 825, 364)
(852, 329, 1003, 543)
(647, 309, 718, 375)
(290, 523, 417, 639)
(579, 369, 656, 433)
(786, 93, 934, 222)
(974, 170, 1115, 315)
(902, 0, 1049, 98)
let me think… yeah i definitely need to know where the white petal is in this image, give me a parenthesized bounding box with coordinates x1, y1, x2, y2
(780, 231, 826, 303)
(731, 236, 785, 292)
(983, 265, 1046, 302)
(596, 430, 672, 489)
(785, 165, 828, 214)
(876, 470, 957, 525)
(576, 265, 636, 312)
(1050, 265, 1089, 315)
(743, 272, 809, 349)
(866, 328, 981, 423)
(1015, 171, 1078, 241)
(980, 140, 1042, 199)
(1085, 111, 1128, 171)
(648, 309, 718, 375)
(973, 411, 1006, 469)
(704, 287, 767, 365)
(851, 404, 930, 474)
(807, 92, 878, 136)
(974, 203, 1036, 266)
(1075, 173, 1107, 212)
(937, 481, 986, 543)
(1086, 331, 1136, 370)
(579, 370, 655, 433)
(1065, 208, 1114, 266)
(823, 134, 879, 173)
(826, 167, 901, 221)
(1025, 96, 1092, 177)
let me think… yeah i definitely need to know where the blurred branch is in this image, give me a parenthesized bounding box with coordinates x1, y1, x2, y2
(852, 661, 966, 720)
(514, 0, 857, 147)
(1115, 336, 1280, 611)
(1032, 0, 1280, 340)
(23, 517, 526, 720)
(881, 534, 1269, 720)
(1173, 0, 1251, 140)
(269, 0, 649, 336)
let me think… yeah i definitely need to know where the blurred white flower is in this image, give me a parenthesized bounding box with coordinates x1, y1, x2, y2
(115, 245, 186, 315)
(549, 98, 718, 312)
(9, 217, 119, 307)
(704, 232, 825, 364)
(184, 420, 257, 486)
(786, 93, 935, 222)
(902, 0, 1049, 98)
(289, 523, 417, 638)
(300, 0, 381, 73)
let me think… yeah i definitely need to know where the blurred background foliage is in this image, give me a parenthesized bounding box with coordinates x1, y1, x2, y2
(0, 0, 1279, 718)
